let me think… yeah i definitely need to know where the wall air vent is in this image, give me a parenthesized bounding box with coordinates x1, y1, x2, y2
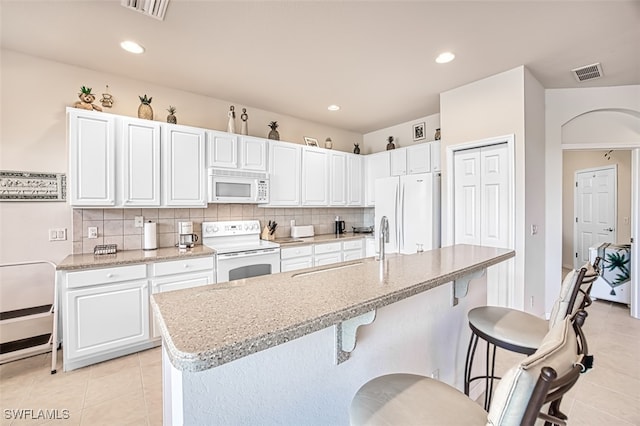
(571, 62, 604, 82)
(121, 0, 169, 21)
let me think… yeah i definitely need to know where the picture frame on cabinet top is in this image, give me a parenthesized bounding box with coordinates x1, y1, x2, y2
(412, 122, 426, 141)
(304, 137, 319, 147)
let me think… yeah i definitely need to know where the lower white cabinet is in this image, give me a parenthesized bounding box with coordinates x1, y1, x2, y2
(281, 245, 313, 272)
(314, 242, 343, 267)
(60, 255, 215, 371)
(343, 239, 365, 261)
(64, 278, 150, 365)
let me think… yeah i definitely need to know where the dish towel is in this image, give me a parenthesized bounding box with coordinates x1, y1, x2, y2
(597, 243, 631, 296)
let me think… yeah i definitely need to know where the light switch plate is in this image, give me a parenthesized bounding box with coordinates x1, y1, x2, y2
(135, 216, 144, 228)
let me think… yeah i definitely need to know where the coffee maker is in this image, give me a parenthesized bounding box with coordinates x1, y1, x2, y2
(178, 221, 198, 249)
(334, 216, 346, 235)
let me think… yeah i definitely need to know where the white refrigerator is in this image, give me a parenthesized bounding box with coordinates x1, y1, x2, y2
(374, 173, 441, 255)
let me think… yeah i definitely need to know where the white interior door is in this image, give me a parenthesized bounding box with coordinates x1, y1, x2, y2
(454, 143, 511, 306)
(574, 166, 617, 269)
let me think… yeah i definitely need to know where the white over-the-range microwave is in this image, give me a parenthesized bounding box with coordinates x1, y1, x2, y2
(207, 168, 269, 204)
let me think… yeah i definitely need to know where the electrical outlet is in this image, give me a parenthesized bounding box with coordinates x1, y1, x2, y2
(48, 228, 67, 241)
(88, 226, 98, 239)
(135, 216, 144, 228)
(290, 219, 296, 227)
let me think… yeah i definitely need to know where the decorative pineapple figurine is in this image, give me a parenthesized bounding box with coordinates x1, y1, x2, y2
(166, 106, 177, 124)
(268, 121, 280, 140)
(138, 94, 153, 120)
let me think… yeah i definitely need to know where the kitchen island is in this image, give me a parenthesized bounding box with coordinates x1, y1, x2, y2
(152, 244, 514, 425)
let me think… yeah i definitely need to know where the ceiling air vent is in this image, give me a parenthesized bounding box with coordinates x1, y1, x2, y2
(571, 62, 604, 82)
(121, 0, 169, 21)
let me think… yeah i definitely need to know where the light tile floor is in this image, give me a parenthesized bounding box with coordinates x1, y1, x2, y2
(1, 300, 638, 425)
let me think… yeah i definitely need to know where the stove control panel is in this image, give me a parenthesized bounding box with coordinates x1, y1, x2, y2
(203, 220, 261, 238)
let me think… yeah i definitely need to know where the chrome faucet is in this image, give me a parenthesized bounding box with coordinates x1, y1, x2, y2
(378, 215, 389, 260)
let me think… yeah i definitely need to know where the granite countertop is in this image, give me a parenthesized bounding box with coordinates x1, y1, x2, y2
(151, 244, 514, 372)
(273, 232, 371, 247)
(57, 246, 216, 271)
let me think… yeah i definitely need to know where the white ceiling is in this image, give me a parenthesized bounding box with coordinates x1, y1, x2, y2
(2, 1, 639, 134)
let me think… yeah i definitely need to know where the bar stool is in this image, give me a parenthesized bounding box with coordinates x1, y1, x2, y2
(349, 310, 590, 426)
(464, 259, 600, 410)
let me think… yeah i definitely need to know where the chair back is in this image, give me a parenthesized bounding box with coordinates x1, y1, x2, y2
(548, 258, 600, 329)
(486, 310, 589, 426)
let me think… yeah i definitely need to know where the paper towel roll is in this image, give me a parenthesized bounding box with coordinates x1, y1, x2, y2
(143, 221, 157, 250)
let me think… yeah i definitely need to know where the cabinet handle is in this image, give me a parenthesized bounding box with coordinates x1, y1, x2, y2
(184, 264, 189, 268)
(106, 273, 114, 278)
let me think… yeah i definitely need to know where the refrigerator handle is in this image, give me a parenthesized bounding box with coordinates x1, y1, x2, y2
(400, 182, 405, 251)
(395, 183, 400, 250)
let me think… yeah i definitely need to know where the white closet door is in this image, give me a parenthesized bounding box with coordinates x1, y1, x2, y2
(454, 149, 481, 245)
(454, 143, 511, 307)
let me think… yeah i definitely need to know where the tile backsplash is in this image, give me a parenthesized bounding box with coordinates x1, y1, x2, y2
(73, 205, 374, 254)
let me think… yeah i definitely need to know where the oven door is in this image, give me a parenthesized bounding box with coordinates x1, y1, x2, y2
(216, 248, 281, 283)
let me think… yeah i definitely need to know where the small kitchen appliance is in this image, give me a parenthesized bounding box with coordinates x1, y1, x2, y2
(334, 216, 346, 235)
(178, 221, 198, 249)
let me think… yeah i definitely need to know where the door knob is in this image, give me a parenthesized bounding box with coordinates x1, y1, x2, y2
(604, 228, 614, 232)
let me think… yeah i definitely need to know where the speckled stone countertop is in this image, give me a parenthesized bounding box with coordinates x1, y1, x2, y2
(56, 246, 215, 270)
(273, 232, 371, 247)
(151, 244, 514, 372)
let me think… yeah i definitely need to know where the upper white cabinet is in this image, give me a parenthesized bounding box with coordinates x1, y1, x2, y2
(329, 151, 347, 206)
(268, 141, 301, 206)
(302, 147, 330, 206)
(68, 109, 116, 206)
(365, 151, 390, 206)
(347, 154, 364, 206)
(121, 117, 161, 206)
(431, 140, 441, 172)
(162, 124, 207, 207)
(240, 136, 268, 171)
(206, 132, 268, 172)
(206, 130, 238, 169)
(407, 143, 431, 174)
(390, 142, 433, 176)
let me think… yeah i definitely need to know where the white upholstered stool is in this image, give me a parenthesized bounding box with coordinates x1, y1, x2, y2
(463, 260, 599, 409)
(350, 311, 590, 426)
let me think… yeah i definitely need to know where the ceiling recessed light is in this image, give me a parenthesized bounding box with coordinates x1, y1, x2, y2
(120, 40, 145, 54)
(435, 52, 455, 64)
(327, 104, 340, 111)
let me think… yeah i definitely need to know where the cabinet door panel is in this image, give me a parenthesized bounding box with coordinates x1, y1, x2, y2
(390, 148, 407, 176)
(268, 141, 301, 206)
(241, 137, 268, 171)
(68, 110, 116, 206)
(281, 257, 313, 272)
(207, 131, 238, 168)
(66, 280, 149, 359)
(122, 118, 161, 206)
(330, 152, 347, 206)
(163, 125, 206, 206)
(302, 148, 329, 206)
(407, 143, 431, 174)
(365, 151, 390, 206)
(347, 154, 364, 206)
(314, 253, 343, 267)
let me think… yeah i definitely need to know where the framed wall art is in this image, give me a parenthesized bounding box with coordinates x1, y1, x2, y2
(304, 137, 319, 147)
(413, 122, 426, 141)
(0, 170, 66, 201)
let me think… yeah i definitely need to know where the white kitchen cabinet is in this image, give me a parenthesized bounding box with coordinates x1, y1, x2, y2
(240, 136, 268, 171)
(163, 124, 207, 207)
(431, 140, 441, 172)
(302, 147, 330, 206)
(342, 239, 365, 261)
(390, 147, 407, 176)
(68, 109, 116, 206)
(268, 141, 301, 206)
(407, 143, 431, 174)
(281, 245, 314, 272)
(347, 154, 364, 206)
(63, 265, 149, 368)
(121, 117, 161, 206)
(207, 130, 238, 169)
(313, 242, 343, 266)
(150, 257, 214, 338)
(365, 151, 390, 206)
(329, 151, 347, 206)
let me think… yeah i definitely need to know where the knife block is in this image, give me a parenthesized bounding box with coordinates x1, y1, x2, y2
(261, 225, 274, 241)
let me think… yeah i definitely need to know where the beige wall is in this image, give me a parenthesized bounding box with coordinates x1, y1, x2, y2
(362, 113, 440, 154)
(562, 150, 632, 268)
(440, 66, 546, 313)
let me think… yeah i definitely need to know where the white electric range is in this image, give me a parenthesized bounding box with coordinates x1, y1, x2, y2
(202, 220, 280, 283)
